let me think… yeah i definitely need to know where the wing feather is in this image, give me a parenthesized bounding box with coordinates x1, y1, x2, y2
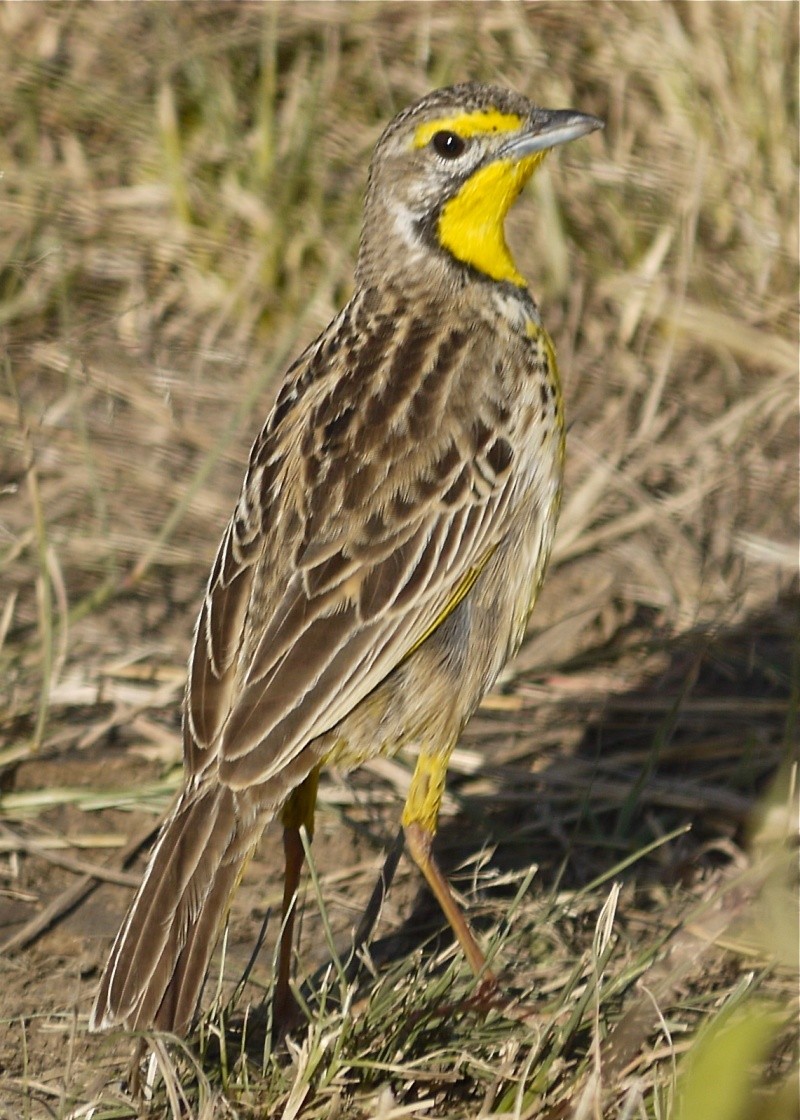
(183, 290, 517, 790)
(218, 494, 505, 787)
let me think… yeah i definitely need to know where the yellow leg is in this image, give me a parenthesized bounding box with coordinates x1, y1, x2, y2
(274, 768, 319, 1027)
(401, 749, 490, 978)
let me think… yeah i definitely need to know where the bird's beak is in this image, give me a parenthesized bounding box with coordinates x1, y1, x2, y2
(500, 109, 604, 159)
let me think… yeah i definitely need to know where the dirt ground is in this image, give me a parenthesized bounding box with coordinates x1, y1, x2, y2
(1, 587, 795, 1116)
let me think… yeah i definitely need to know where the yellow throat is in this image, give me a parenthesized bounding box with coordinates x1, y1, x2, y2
(437, 152, 545, 287)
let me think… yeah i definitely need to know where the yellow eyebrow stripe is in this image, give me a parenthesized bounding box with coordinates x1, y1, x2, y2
(413, 109, 523, 149)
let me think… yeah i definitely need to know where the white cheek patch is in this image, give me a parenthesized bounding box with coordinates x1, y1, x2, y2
(389, 198, 427, 261)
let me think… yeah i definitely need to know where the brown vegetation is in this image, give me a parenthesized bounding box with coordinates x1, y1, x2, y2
(0, 4, 797, 1117)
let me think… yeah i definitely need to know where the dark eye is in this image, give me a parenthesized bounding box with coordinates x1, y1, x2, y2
(431, 130, 466, 159)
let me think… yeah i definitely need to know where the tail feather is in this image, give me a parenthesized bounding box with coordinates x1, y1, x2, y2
(111, 789, 226, 1015)
(158, 862, 244, 1030)
(90, 784, 265, 1034)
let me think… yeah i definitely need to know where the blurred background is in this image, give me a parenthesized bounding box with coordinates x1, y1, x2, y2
(0, 4, 797, 1118)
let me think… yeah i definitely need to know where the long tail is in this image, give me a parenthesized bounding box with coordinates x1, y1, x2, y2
(90, 783, 270, 1034)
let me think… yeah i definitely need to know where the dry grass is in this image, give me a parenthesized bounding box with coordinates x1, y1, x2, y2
(0, 3, 797, 1118)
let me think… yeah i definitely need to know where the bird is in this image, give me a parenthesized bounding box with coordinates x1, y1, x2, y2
(90, 81, 603, 1036)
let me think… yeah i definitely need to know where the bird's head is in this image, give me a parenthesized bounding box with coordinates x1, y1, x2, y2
(357, 82, 602, 291)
